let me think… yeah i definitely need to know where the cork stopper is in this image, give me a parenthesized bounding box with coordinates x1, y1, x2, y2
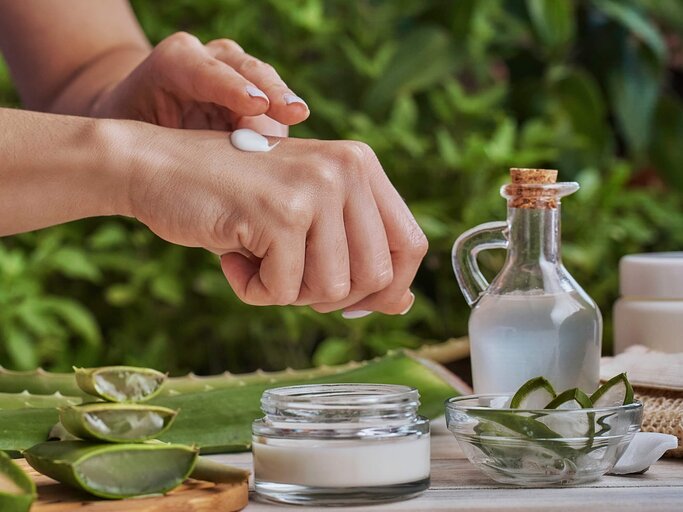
(507, 168, 558, 209)
(510, 168, 558, 185)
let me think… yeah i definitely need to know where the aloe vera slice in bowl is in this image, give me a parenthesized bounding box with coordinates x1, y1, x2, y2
(541, 388, 594, 438)
(75, 366, 166, 402)
(0, 451, 36, 512)
(591, 373, 634, 407)
(60, 403, 177, 442)
(509, 376, 556, 409)
(545, 388, 593, 410)
(24, 441, 197, 499)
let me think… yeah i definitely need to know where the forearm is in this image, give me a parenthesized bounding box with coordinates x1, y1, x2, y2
(0, 0, 150, 114)
(0, 108, 133, 235)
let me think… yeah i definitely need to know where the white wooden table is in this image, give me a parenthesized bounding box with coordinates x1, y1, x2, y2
(208, 419, 683, 512)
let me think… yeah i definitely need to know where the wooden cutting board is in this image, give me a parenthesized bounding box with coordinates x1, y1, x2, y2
(15, 459, 249, 512)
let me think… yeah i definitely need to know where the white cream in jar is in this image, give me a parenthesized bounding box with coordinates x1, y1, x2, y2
(252, 383, 430, 505)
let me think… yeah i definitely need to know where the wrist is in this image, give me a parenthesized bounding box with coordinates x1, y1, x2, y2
(91, 118, 160, 219)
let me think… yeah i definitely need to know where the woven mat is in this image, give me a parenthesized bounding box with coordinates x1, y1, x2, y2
(635, 386, 683, 458)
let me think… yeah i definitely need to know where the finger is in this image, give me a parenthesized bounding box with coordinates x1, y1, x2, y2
(309, 182, 392, 314)
(236, 114, 289, 137)
(220, 237, 305, 306)
(155, 33, 269, 117)
(343, 164, 428, 315)
(206, 39, 309, 125)
(293, 208, 350, 306)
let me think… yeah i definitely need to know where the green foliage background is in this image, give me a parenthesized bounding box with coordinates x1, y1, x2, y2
(1, 0, 682, 374)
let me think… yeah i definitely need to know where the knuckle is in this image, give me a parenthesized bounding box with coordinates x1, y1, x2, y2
(330, 141, 375, 179)
(320, 281, 351, 303)
(271, 289, 299, 306)
(266, 192, 312, 230)
(311, 164, 341, 191)
(356, 267, 393, 294)
(164, 31, 199, 48)
(238, 57, 264, 74)
(207, 38, 243, 53)
(410, 229, 429, 258)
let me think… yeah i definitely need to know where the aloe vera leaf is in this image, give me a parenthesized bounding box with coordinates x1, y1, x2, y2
(155, 352, 459, 453)
(0, 367, 85, 396)
(590, 373, 634, 406)
(191, 457, 249, 484)
(1, 352, 459, 454)
(0, 451, 36, 512)
(60, 403, 177, 442)
(0, 391, 82, 410)
(0, 408, 60, 455)
(75, 366, 167, 402)
(24, 441, 198, 499)
(0, 340, 470, 398)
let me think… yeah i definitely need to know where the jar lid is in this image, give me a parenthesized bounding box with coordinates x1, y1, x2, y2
(620, 252, 683, 299)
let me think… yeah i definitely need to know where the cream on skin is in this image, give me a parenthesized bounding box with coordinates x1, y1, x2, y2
(228, 130, 417, 319)
(229, 128, 279, 152)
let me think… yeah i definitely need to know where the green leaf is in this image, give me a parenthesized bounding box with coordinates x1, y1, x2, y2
(3, 326, 37, 371)
(37, 298, 101, 347)
(88, 223, 128, 250)
(608, 40, 662, 157)
(593, 0, 667, 62)
(150, 274, 183, 306)
(364, 26, 459, 112)
(0, 451, 36, 512)
(651, 96, 683, 191)
(312, 337, 355, 366)
(47, 248, 101, 282)
(526, 0, 576, 53)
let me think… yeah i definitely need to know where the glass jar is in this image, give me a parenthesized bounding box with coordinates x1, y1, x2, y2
(252, 383, 430, 505)
(614, 252, 683, 353)
(452, 168, 602, 394)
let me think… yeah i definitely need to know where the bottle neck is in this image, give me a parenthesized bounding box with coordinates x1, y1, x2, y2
(505, 206, 561, 265)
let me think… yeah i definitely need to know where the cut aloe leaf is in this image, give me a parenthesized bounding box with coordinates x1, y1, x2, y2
(0, 451, 36, 512)
(469, 409, 562, 440)
(60, 403, 177, 443)
(509, 377, 556, 409)
(191, 457, 249, 484)
(545, 388, 593, 409)
(75, 366, 167, 402)
(590, 373, 634, 407)
(542, 388, 593, 438)
(24, 441, 197, 499)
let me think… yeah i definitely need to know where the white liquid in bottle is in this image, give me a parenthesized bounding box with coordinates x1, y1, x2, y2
(469, 292, 601, 394)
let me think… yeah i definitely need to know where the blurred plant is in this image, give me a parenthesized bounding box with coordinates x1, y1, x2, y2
(0, 0, 682, 373)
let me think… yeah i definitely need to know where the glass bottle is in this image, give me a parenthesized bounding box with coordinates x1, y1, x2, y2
(452, 168, 601, 394)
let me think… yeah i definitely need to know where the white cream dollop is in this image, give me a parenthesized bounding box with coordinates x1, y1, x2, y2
(230, 128, 279, 152)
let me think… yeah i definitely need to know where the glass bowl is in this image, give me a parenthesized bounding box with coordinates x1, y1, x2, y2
(445, 395, 643, 486)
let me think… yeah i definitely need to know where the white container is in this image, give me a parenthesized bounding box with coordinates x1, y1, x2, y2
(613, 252, 683, 354)
(252, 383, 430, 506)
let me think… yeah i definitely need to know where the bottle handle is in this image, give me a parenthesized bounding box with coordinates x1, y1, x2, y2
(451, 221, 508, 307)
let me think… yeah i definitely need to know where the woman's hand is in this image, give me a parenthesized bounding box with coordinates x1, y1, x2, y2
(128, 127, 427, 315)
(92, 32, 308, 136)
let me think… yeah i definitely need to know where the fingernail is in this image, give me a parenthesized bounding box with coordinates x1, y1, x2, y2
(342, 310, 373, 320)
(283, 93, 308, 108)
(400, 293, 416, 316)
(246, 85, 268, 101)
